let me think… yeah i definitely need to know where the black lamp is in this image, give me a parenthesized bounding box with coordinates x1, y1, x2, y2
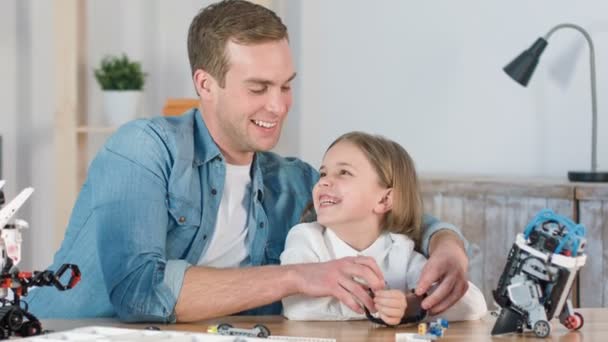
(504, 23, 608, 182)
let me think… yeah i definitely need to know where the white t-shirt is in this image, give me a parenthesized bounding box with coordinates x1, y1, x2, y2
(198, 163, 251, 268)
(280, 222, 487, 321)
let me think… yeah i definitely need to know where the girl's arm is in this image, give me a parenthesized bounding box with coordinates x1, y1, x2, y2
(428, 282, 487, 321)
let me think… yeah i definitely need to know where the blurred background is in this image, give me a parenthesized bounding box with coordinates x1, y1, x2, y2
(1, 0, 607, 273)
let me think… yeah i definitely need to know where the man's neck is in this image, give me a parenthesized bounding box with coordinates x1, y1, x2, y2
(219, 148, 254, 165)
(200, 106, 254, 165)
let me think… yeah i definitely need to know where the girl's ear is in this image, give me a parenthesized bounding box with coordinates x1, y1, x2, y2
(374, 188, 393, 214)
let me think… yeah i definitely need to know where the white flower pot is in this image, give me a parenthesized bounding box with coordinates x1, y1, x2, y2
(102, 90, 142, 126)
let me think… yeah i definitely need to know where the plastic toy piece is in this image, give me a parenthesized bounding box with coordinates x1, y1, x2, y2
(491, 209, 586, 338)
(207, 323, 271, 338)
(419, 318, 448, 338)
(395, 319, 448, 342)
(0, 181, 82, 339)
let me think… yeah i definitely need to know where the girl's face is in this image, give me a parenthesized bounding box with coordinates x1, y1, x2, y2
(313, 140, 390, 229)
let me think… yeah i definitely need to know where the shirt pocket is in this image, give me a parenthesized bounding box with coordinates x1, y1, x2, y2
(166, 197, 202, 260)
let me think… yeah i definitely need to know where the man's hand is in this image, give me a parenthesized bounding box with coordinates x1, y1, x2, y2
(374, 289, 406, 326)
(290, 256, 385, 314)
(415, 230, 469, 314)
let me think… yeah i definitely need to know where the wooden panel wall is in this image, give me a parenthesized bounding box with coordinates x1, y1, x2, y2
(576, 185, 608, 307)
(420, 176, 577, 308)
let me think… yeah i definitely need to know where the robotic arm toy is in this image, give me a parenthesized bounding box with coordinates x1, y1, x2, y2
(491, 209, 586, 338)
(0, 180, 81, 339)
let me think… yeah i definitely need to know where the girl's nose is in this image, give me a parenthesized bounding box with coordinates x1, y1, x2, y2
(318, 176, 332, 187)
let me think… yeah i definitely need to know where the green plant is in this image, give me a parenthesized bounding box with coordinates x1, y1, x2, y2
(94, 54, 146, 90)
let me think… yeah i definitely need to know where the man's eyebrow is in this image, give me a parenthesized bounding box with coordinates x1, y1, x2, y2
(245, 72, 297, 86)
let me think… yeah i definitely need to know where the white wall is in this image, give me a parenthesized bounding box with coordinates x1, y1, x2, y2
(1, 1, 56, 271)
(295, 1, 608, 176)
(2, 0, 608, 269)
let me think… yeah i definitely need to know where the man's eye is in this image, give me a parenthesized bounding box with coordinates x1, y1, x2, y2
(281, 85, 291, 92)
(250, 87, 267, 94)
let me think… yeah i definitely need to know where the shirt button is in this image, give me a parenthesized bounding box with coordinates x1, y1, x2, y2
(203, 235, 207, 240)
(259, 222, 264, 229)
(211, 188, 217, 195)
(216, 156, 223, 162)
(178, 216, 186, 223)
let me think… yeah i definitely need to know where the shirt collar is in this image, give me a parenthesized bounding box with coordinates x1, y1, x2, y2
(323, 227, 393, 259)
(193, 108, 222, 166)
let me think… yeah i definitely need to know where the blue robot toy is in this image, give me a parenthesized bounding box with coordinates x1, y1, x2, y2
(491, 209, 586, 337)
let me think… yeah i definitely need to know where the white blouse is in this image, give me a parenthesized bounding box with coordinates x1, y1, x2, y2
(280, 222, 487, 322)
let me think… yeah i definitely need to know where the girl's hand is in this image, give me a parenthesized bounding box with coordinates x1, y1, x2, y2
(373, 289, 406, 325)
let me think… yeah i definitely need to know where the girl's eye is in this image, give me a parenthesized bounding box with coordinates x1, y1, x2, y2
(319, 172, 326, 177)
(339, 170, 351, 176)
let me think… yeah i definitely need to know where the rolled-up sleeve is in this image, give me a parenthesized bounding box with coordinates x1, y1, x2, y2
(419, 214, 469, 257)
(90, 121, 189, 323)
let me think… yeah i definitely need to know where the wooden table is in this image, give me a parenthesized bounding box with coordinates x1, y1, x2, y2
(42, 308, 607, 341)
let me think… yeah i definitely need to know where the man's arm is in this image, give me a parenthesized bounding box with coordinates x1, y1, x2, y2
(92, 122, 181, 322)
(415, 229, 469, 314)
(175, 265, 293, 322)
(277, 225, 383, 321)
(175, 257, 385, 322)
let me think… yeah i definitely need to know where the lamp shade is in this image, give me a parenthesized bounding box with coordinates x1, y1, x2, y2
(503, 38, 548, 86)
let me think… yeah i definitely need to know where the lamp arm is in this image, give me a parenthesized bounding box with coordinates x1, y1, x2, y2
(544, 23, 598, 172)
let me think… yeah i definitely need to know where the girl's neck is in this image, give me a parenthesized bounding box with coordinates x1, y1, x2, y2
(329, 220, 383, 252)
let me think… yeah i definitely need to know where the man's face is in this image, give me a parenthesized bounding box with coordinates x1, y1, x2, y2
(205, 39, 295, 162)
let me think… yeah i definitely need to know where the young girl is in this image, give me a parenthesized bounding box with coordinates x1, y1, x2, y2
(280, 131, 486, 325)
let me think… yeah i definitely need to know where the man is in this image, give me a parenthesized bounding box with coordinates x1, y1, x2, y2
(28, 0, 469, 323)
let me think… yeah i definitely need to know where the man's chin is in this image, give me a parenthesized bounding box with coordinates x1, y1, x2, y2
(252, 139, 280, 152)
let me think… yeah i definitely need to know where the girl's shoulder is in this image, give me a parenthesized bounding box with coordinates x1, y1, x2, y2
(283, 222, 329, 261)
(285, 222, 326, 246)
(387, 233, 416, 253)
(288, 222, 324, 236)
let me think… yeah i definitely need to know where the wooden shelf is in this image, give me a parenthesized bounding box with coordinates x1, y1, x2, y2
(76, 126, 117, 134)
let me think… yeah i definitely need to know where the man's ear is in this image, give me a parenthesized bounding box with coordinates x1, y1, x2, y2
(193, 69, 215, 100)
(374, 188, 393, 214)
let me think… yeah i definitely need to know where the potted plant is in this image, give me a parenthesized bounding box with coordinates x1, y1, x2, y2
(94, 54, 146, 126)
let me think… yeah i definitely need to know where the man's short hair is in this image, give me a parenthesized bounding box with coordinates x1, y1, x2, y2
(187, 0, 288, 87)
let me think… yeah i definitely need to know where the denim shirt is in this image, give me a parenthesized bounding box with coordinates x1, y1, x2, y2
(26, 109, 463, 323)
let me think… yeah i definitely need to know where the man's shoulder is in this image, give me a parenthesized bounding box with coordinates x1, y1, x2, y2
(110, 112, 194, 143)
(107, 111, 198, 155)
(257, 151, 313, 170)
(257, 152, 318, 186)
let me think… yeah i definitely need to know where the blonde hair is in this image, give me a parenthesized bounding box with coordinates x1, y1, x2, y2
(187, 0, 288, 87)
(328, 132, 423, 242)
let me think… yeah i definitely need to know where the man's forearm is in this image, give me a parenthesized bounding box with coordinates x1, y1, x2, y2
(428, 229, 465, 255)
(174, 265, 299, 322)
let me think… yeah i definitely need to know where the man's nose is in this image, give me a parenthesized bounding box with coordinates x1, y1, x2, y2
(266, 91, 289, 115)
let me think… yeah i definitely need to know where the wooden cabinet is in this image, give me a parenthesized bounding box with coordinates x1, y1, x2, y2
(421, 175, 608, 308)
